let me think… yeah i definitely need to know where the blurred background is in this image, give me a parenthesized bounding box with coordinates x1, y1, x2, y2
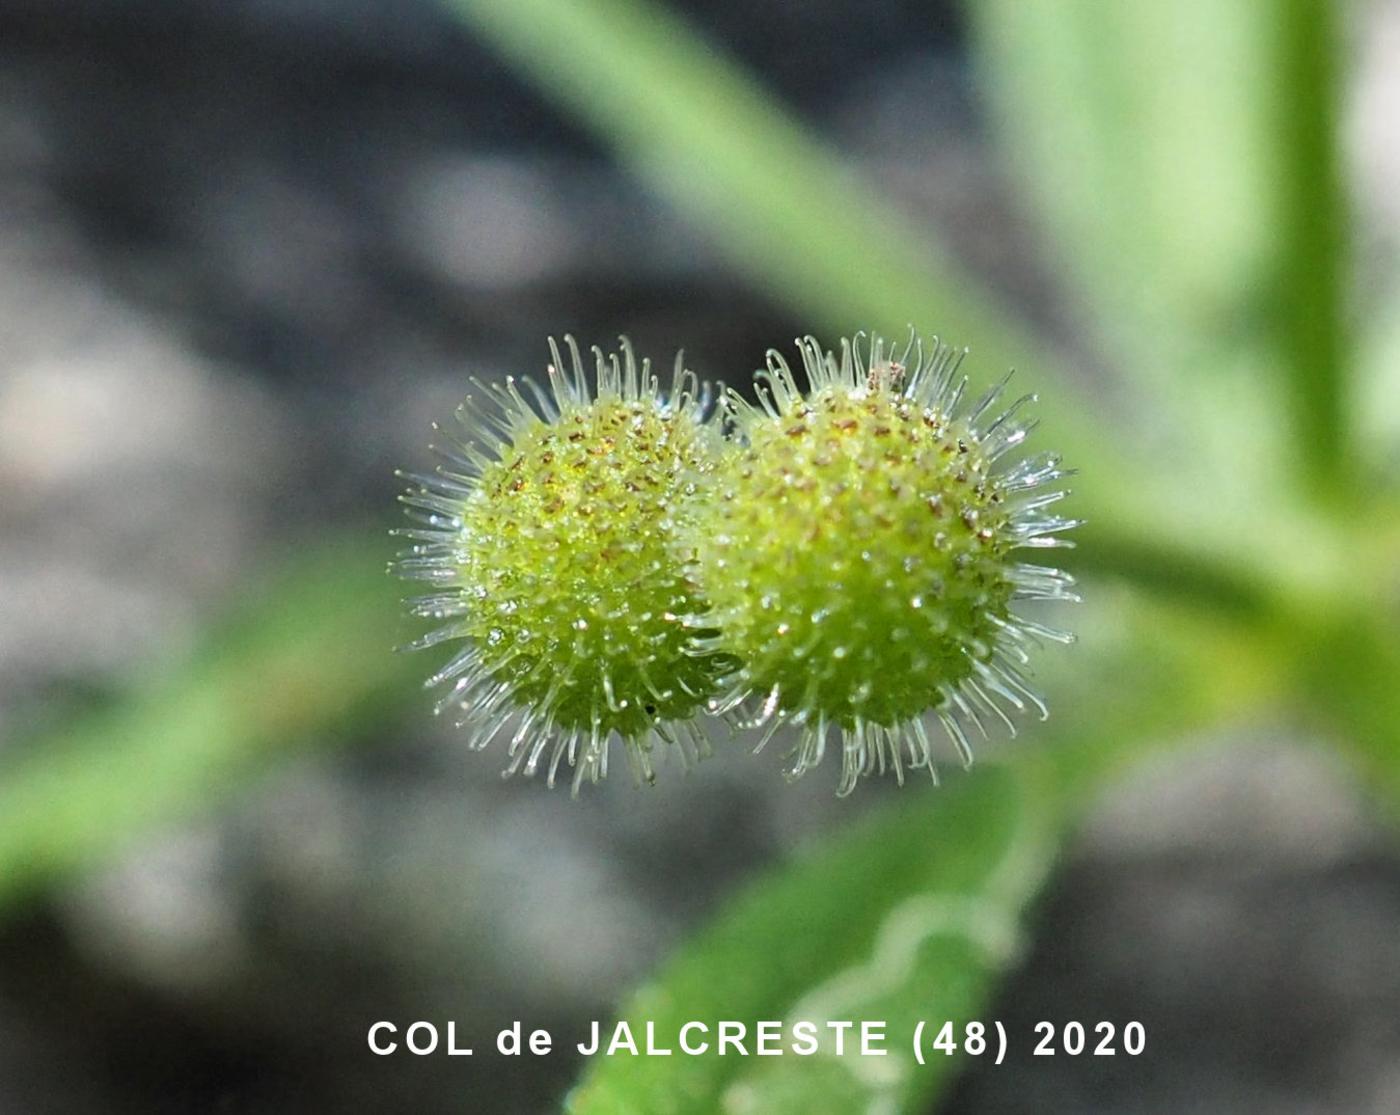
(1, 1, 1398, 1112)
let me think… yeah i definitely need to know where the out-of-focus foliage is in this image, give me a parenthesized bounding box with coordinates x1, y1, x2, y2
(974, 0, 1350, 496)
(0, 541, 415, 907)
(566, 592, 1276, 1114)
(0, 1, 1395, 1113)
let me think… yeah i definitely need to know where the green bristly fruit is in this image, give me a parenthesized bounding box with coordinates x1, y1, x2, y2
(394, 338, 728, 793)
(396, 330, 1079, 797)
(698, 333, 1080, 795)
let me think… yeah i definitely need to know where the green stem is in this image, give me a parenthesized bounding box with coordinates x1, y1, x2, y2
(1273, 0, 1351, 496)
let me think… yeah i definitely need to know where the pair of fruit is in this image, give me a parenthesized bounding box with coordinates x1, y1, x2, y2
(394, 331, 1078, 796)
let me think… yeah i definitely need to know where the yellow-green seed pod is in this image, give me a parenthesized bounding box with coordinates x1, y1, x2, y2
(394, 338, 727, 793)
(697, 332, 1079, 795)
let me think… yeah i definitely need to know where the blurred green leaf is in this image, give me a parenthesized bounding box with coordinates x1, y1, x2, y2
(570, 765, 1047, 1115)
(0, 536, 417, 910)
(971, 0, 1350, 493)
(972, 0, 1278, 369)
(567, 593, 1274, 1115)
